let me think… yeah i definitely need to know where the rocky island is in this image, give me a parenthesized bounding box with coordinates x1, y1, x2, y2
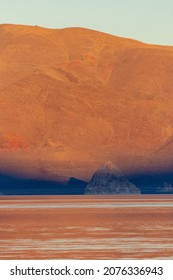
(85, 161, 141, 194)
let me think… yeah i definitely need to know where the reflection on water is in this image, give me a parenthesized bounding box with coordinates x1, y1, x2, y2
(1, 203, 173, 208)
(0, 195, 173, 259)
(1, 237, 173, 261)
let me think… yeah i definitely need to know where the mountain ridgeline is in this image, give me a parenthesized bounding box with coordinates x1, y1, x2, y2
(0, 24, 173, 194)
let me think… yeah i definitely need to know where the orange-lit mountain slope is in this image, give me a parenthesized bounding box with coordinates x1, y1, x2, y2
(0, 24, 173, 181)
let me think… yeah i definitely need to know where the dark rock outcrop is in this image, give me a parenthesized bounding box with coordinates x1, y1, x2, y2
(67, 177, 87, 194)
(157, 182, 173, 194)
(85, 161, 141, 194)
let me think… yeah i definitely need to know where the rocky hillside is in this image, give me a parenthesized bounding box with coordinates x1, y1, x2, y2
(0, 24, 173, 185)
(85, 161, 141, 194)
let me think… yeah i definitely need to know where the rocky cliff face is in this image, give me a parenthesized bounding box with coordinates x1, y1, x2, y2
(85, 161, 141, 194)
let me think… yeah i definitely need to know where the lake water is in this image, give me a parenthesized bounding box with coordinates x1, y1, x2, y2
(0, 195, 173, 259)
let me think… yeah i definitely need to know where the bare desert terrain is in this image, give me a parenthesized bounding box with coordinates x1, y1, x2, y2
(1, 24, 173, 182)
(0, 195, 172, 259)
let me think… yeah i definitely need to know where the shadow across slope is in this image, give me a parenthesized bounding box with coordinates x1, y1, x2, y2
(0, 173, 86, 195)
(129, 171, 173, 194)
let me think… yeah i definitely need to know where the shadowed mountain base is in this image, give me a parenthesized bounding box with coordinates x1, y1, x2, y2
(0, 174, 86, 195)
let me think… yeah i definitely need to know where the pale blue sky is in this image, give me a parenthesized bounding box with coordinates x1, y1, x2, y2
(0, 0, 173, 45)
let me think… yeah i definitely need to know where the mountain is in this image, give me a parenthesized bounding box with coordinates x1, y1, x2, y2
(0, 24, 173, 190)
(85, 161, 141, 194)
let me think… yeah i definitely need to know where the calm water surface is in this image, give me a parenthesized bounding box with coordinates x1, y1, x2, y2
(0, 195, 173, 259)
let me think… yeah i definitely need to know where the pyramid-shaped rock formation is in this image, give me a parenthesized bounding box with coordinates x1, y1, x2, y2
(85, 161, 141, 194)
